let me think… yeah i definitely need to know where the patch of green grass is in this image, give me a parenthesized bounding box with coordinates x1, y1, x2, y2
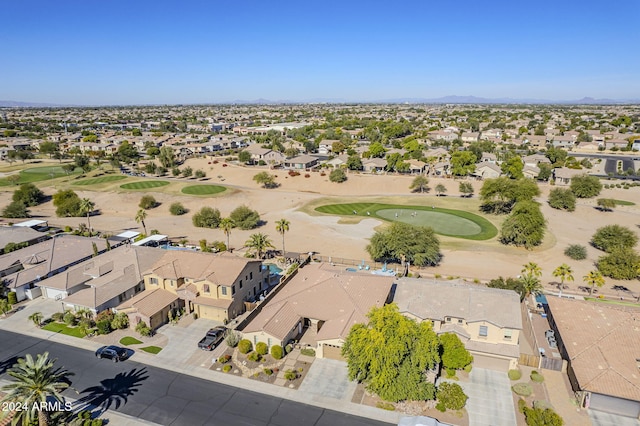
(181, 184, 226, 195)
(74, 175, 128, 185)
(315, 202, 497, 240)
(585, 297, 640, 306)
(613, 199, 635, 206)
(120, 336, 143, 346)
(120, 180, 170, 190)
(0, 166, 80, 186)
(140, 346, 162, 354)
(42, 322, 86, 338)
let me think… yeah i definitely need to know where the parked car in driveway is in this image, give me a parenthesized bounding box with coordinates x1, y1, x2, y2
(95, 345, 129, 362)
(198, 326, 226, 351)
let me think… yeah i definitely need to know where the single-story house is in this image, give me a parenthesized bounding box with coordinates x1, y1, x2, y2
(0, 227, 50, 254)
(283, 155, 318, 170)
(553, 167, 586, 186)
(522, 165, 541, 179)
(362, 158, 387, 173)
(242, 263, 394, 359)
(393, 278, 522, 371)
(473, 162, 502, 179)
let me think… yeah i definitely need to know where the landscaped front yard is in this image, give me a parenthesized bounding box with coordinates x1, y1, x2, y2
(42, 321, 86, 338)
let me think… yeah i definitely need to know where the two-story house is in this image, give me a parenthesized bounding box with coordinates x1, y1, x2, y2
(116, 251, 267, 330)
(393, 278, 522, 371)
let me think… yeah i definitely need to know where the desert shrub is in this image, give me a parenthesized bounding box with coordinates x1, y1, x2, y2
(518, 398, 527, 413)
(530, 371, 545, 383)
(263, 368, 273, 376)
(229, 205, 260, 230)
(508, 369, 522, 380)
(7, 292, 17, 305)
(139, 195, 157, 209)
(597, 248, 640, 279)
(329, 168, 347, 183)
(3, 201, 29, 218)
(192, 207, 221, 228)
(300, 348, 316, 357)
(564, 244, 587, 260)
(218, 355, 231, 364)
(591, 224, 638, 253)
(533, 400, 554, 410)
(548, 188, 576, 211)
(63, 311, 77, 326)
(96, 320, 111, 335)
(512, 383, 533, 397)
(225, 330, 241, 347)
(135, 321, 151, 337)
(238, 339, 253, 354)
(51, 312, 64, 322)
(285, 343, 293, 354)
(436, 382, 468, 410)
(255, 342, 268, 356)
(284, 369, 298, 381)
(523, 406, 564, 426)
(111, 312, 129, 330)
(247, 351, 261, 362)
(169, 202, 187, 215)
(222, 364, 232, 373)
(96, 310, 114, 323)
(270, 345, 283, 360)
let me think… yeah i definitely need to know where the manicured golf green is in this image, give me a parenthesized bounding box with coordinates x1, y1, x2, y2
(74, 175, 128, 185)
(120, 180, 169, 190)
(181, 185, 226, 195)
(0, 165, 80, 186)
(315, 202, 497, 240)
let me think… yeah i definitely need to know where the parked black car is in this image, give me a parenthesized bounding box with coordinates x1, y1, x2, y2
(198, 326, 226, 351)
(95, 345, 128, 362)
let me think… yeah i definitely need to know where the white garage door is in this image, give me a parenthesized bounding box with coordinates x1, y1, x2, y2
(43, 287, 67, 300)
(589, 393, 640, 418)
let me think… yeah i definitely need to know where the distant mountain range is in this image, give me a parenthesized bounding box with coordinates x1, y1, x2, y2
(2, 96, 639, 108)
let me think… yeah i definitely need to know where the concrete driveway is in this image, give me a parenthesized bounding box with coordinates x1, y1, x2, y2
(441, 368, 516, 426)
(298, 358, 357, 401)
(153, 318, 223, 365)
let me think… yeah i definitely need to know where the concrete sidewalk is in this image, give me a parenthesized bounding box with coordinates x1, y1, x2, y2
(0, 297, 400, 425)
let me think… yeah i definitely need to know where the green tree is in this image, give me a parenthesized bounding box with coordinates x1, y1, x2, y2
(583, 270, 605, 296)
(331, 141, 346, 154)
(570, 174, 602, 198)
(244, 233, 274, 259)
(158, 146, 176, 168)
(409, 175, 430, 193)
(553, 263, 574, 296)
(0, 352, 73, 426)
(79, 198, 95, 233)
(342, 304, 440, 402)
(230, 205, 260, 230)
(450, 151, 477, 176)
(28, 311, 43, 327)
(522, 406, 564, 426)
(11, 184, 43, 207)
(522, 262, 542, 279)
(480, 177, 540, 214)
(519, 274, 543, 301)
(548, 188, 576, 211)
(597, 248, 640, 280)
(499, 201, 546, 249)
(367, 222, 441, 269)
(181, 166, 193, 178)
(0, 298, 11, 317)
(436, 382, 468, 411)
(537, 163, 553, 181)
(135, 208, 147, 235)
(53, 189, 82, 217)
(219, 218, 235, 250)
(139, 195, 157, 210)
(597, 198, 616, 212)
(38, 142, 59, 158)
(346, 155, 363, 171)
(435, 184, 447, 196)
(2, 201, 29, 218)
(591, 224, 638, 253)
(545, 147, 568, 167)
(169, 202, 187, 215)
(253, 171, 277, 188)
(238, 150, 252, 163)
(74, 155, 91, 173)
(192, 207, 221, 229)
(368, 142, 386, 158)
(329, 168, 347, 183)
(459, 181, 474, 197)
(132, 128, 143, 136)
(275, 218, 290, 256)
(116, 141, 139, 162)
(501, 156, 524, 179)
(440, 333, 473, 371)
(194, 169, 206, 179)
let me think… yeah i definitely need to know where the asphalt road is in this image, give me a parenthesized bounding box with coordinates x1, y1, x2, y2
(0, 330, 391, 426)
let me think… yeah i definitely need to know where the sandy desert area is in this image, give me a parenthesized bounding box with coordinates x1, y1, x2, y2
(2, 157, 640, 299)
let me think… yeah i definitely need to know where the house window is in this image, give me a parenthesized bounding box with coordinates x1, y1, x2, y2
(239, 280, 243, 289)
(250, 272, 253, 280)
(503, 330, 512, 340)
(446, 317, 451, 322)
(203, 284, 210, 293)
(221, 286, 227, 296)
(232, 285, 236, 295)
(458, 319, 463, 324)
(479, 326, 488, 337)
(149, 277, 158, 285)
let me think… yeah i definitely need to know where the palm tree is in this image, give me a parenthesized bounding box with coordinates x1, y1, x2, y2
(1, 352, 74, 426)
(275, 218, 290, 257)
(28, 311, 43, 327)
(583, 270, 605, 296)
(245, 233, 274, 260)
(79, 198, 95, 234)
(518, 274, 543, 301)
(135, 209, 148, 235)
(219, 218, 234, 251)
(553, 263, 574, 298)
(521, 262, 542, 279)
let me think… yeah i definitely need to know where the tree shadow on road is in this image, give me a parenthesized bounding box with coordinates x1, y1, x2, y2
(75, 367, 149, 414)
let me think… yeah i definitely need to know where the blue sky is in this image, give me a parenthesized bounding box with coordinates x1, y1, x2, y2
(2, 0, 639, 105)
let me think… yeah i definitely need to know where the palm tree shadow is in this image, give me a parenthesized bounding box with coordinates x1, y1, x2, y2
(0, 356, 19, 374)
(75, 367, 149, 414)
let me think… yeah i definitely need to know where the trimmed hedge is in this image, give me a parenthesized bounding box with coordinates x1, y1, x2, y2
(238, 339, 253, 354)
(270, 345, 283, 360)
(530, 371, 545, 383)
(256, 342, 268, 356)
(508, 369, 522, 380)
(512, 383, 533, 397)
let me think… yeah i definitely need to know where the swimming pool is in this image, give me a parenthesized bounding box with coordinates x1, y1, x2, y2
(264, 264, 283, 274)
(535, 294, 549, 305)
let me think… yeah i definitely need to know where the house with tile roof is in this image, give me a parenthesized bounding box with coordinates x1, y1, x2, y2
(546, 297, 640, 418)
(393, 278, 522, 370)
(241, 263, 394, 360)
(116, 251, 267, 330)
